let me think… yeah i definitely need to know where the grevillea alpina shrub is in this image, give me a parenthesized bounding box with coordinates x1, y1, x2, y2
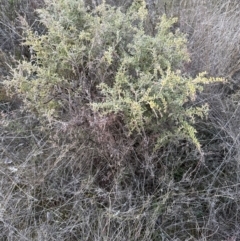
(5, 0, 222, 149)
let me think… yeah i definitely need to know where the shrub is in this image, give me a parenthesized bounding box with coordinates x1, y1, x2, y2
(4, 1, 240, 241)
(5, 0, 221, 149)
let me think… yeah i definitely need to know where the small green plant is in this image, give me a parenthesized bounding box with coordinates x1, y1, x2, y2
(5, 0, 222, 149)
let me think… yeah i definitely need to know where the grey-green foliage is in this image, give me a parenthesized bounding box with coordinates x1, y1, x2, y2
(5, 0, 222, 149)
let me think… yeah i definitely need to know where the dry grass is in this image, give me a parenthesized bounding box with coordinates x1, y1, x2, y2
(178, 0, 240, 78)
(1, 110, 240, 240)
(1, 0, 240, 240)
(0, 0, 44, 54)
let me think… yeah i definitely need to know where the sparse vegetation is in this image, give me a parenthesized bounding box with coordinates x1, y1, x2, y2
(1, 1, 240, 241)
